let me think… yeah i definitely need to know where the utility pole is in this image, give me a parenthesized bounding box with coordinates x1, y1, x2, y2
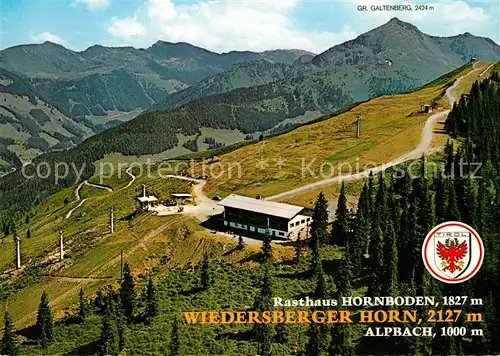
(59, 230, 64, 261)
(356, 115, 361, 138)
(120, 249, 123, 281)
(109, 207, 114, 234)
(15, 235, 21, 269)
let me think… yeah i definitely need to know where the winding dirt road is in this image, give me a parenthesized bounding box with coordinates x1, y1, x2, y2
(121, 166, 137, 190)
(266, 62, 485, 201)
(65, 180, 113, 219)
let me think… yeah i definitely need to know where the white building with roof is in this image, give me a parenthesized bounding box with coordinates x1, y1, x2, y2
(136, 184, 158, 212)
(218, 194, 311, 239)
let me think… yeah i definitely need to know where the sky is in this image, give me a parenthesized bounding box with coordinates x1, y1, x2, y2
(0, 0, 499, 54)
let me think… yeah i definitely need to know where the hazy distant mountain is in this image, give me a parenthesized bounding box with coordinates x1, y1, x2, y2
(1, 17, 499, 170)
(0, 41, 312, 165)
(0, 41, 313, 119)
(306, 18, 499, 72)
(0, 68, 94, 170)
(150, 18, 500, 112)
(89, 19, 500, 156)
(149, 59, 297, 111)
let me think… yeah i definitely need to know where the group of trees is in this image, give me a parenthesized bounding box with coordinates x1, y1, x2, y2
(1, 291, 53, 354)
(295, 74, 500, 355)
(94, 263, 161, 355)
(1, 263, 164, 355)
(203, 137, 225, 150)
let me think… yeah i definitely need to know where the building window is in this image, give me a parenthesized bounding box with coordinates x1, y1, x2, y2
(301, 219, 305, 224)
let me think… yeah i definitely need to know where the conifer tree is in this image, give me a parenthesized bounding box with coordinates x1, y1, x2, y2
(1, 312, 17, 355)
(305, 322, 321, 356)
(261, 230, 272, 262)
(78, 288, 86, 322)
(35, 291, 53, 348)
(446, 179, 460, 221)
(145, 278, 158, 321)
(331, 183, 348, 246)
(336, 253, 354, 298)
(26, 228, 30, 239)
(368, 226, 384, 296)
(398, 192, 417, 284)
(444, 139, 454, 176)
(310, 192, 329, 246)
(387, 177, 400, 232)
(100, 302, 120, 356)
(254, 263, 273, 312)
(375, 172, 388, 224)
(382, 222, 398, 296)
(254, 264, 274, 356)
(169, 317, 180, 356)
(350, 190, 370, 273)
(200, 254, 211, 290)
(120, 263, 136, 321)
(329, 323, 355, 356)
(94, 288, 106, 315)
(237, 235, 244, 250)
(314, 261, 327, 299)
(434, 174, 447, 224)
(461, 175, 476, 225)
(274, 320, 287, 344)
(310, 230, 320, 272)
(367, 171, 375, 220)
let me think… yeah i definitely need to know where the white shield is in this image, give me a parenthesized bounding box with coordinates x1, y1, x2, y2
(433, 231, 471, 280)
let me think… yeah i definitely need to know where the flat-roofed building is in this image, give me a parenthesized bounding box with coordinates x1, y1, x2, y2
(136, 196, 158, 212)
(219, 194, 311, 239)
(172, 193, 193, 205)
(136, 184, 158, 212)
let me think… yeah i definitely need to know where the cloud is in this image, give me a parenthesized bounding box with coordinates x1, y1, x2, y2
(74, 0, 109, 10)
(108, 16, 145, 39)
(107, 0, 358, 53)
(29, 32, 67, 45)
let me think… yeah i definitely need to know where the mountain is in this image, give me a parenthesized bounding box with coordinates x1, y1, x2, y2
(0, 68, 97, 172)
(0, 41, 312, 166)
(149, 59, 297, 111)
(306, 18, 499, 72)
(0, 41, 312, 119)
(149, 18, 500, 112)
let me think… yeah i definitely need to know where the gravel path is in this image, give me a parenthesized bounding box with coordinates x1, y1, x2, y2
(265, 62, 482, 201)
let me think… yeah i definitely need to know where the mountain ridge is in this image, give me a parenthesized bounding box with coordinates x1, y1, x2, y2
(150, 17, 500, 112)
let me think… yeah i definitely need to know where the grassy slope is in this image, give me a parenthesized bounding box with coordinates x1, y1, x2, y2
(198, 62, 494, 204)
(0, 172, 193, 325)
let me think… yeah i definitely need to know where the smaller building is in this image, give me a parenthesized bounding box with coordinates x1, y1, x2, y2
(172, 193, 193, 205)
(136, 196, 158, 212)
(420, 104, 433, 113)
(136, 184, 158, 212)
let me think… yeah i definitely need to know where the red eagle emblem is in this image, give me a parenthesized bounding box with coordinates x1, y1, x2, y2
(436, 238, 468, 273)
